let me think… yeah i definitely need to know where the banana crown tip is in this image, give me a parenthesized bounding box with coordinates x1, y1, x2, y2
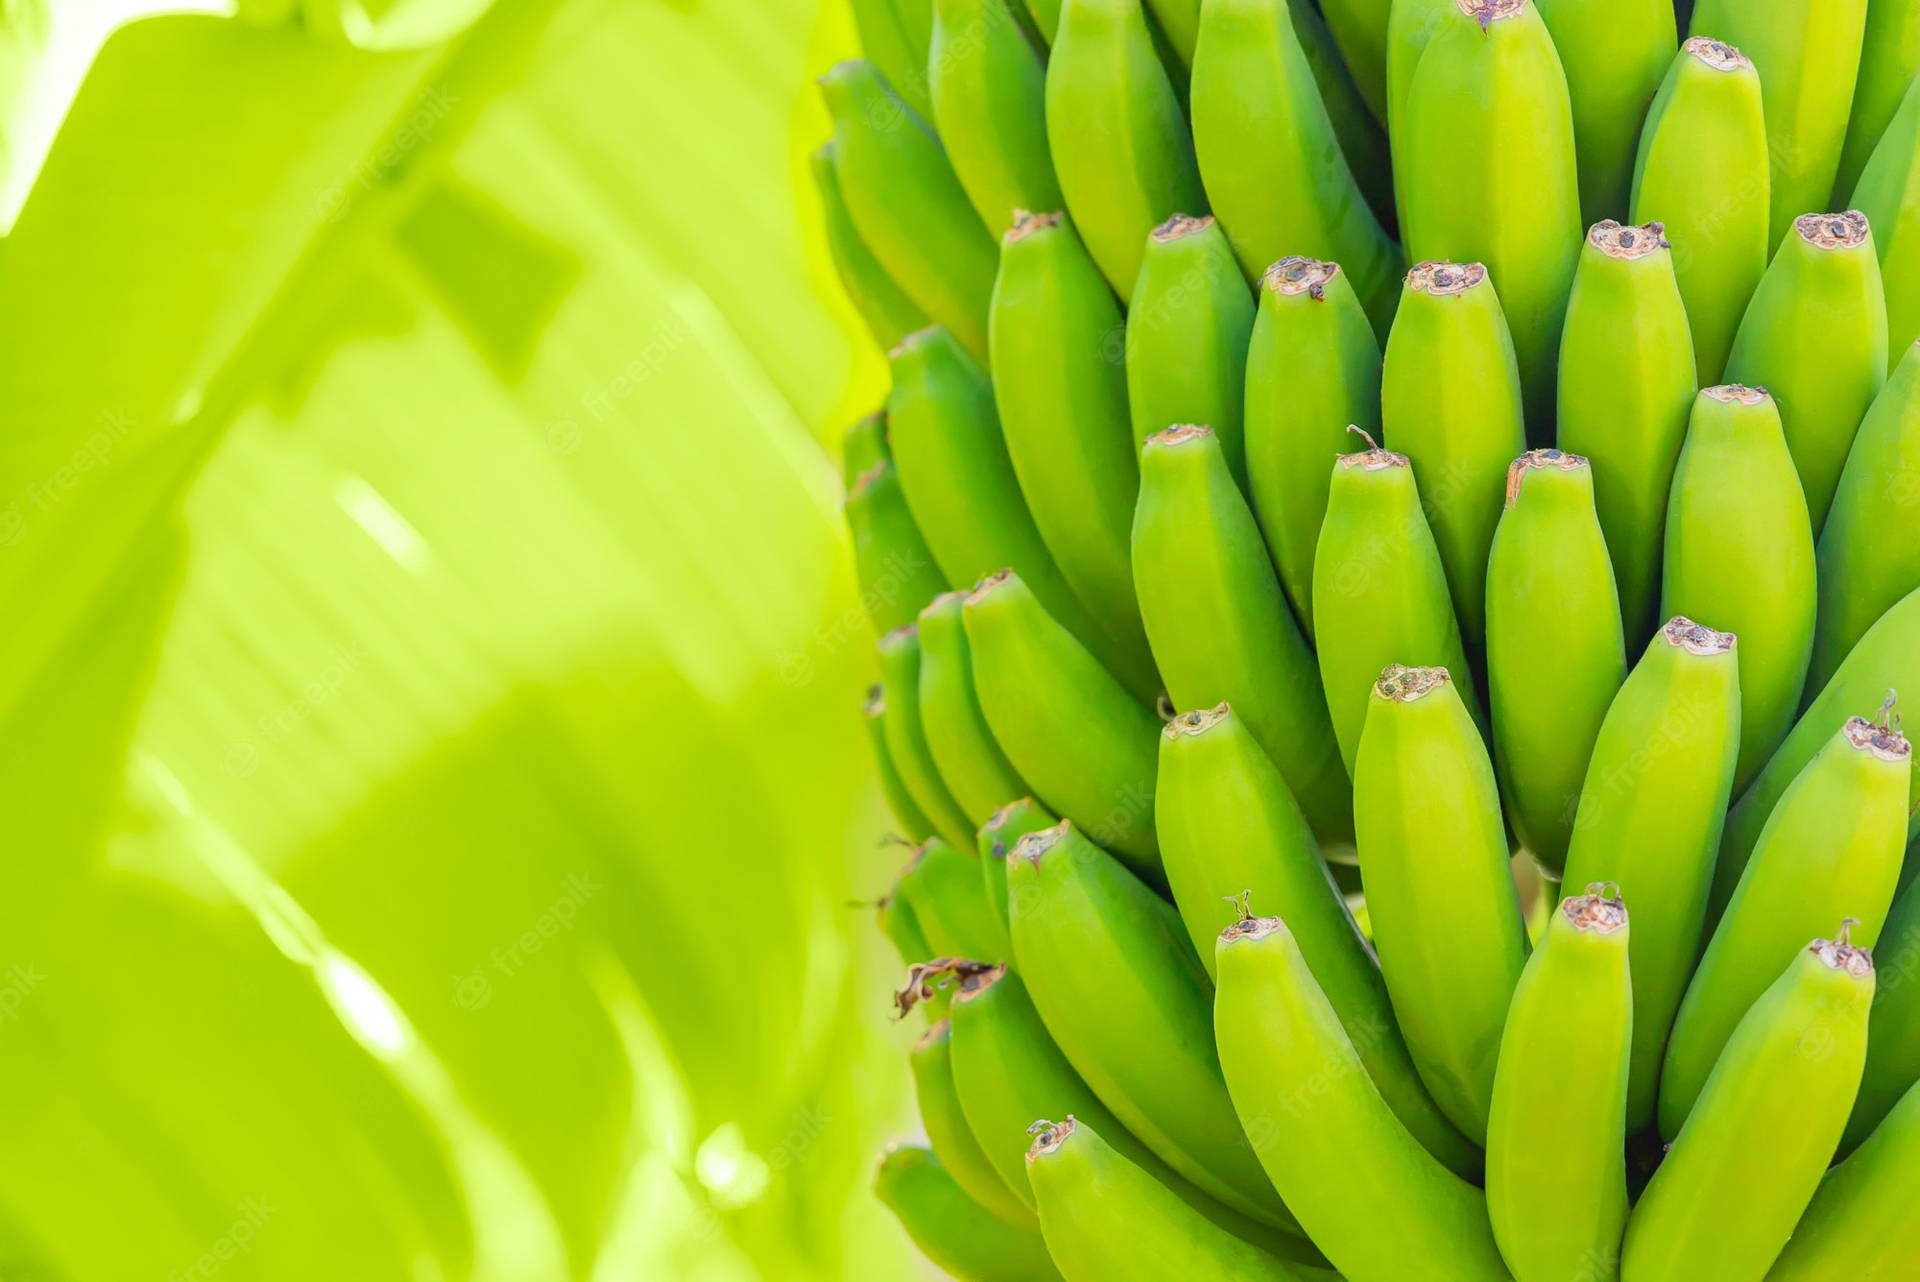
(1811, 920, 1874, 978)
(1683, 36, 1749, 71)
(1505, 448, 1589, 504)
(862, 684, 886, 717)
(893, 958, 998, 1019)
(1336, 424, 1407, 470)
(1702, 383, 1770, 406)
(1661, 616, 1737, 654)
(1164, 702, 1232, 741)
(982, 797, 1038, 838)
(847, 458, 891, 499)
(1844, 691, 1908, 761)
(1263, 256, 1339, 297)
(1011, 819, 1072, 868)
(1406, 260, 1486, 296)
(1219, 889, 1287, 944)
(913, 1017, 952, 1051)
(1025, 1116, 1077, 1159)
(953, 960, 1008, 1004)
(1147, 423, 1214, 449)
(1455, 0, 1523, 25)
(1005, 210, 1062, 243)
(1374, 664, 1451, 702)
(1588, 220, 1669, 259)
(1795, 211, 1870, 250)
(1562, 883, 1628, 934)
(887, 325, 945, 360)
(878, 622, 918, 651)
(1152, 213, 1213, 242)
(966, 568, 1015, 605)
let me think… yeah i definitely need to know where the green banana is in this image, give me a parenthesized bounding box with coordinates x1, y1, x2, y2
(1025, 0, 1062, 44)
(845, 461, 948, 637)
(878, 868, 937, 970)
(1773, 1072, 1920, 1281)
(1024, 1116, 1308, 1282)
(1559, 618, 1742, 1134)
(1314, 0, 1389, 124)
(1724, 210, 1889, 532)
(1157, 705, 1480, 1175)
(913, 1018, 1041, 1229)
(1397, 0, 1582, 427)
(1660, 384, 1817, 790)
(1213, 909, 1512, 1282)
(1383, 0, 1455, 218)
(1132, 425, 1351, 843)
(1379, 260, 1528, 643)
(1687, 0, 1870, 245)
(1311, 436, 1481, 775)
(813, 143, 931, 351)
(866, 683, 936, 842)
(1485, 886, 1632, 1282)
(1188, 0, 1401, 330)
(1353, 664, 1531, 1144)
(1842, 872, 1920, 1152)
(879, 625, 981, 850)
(929, 0, 1063, 233)
(1243, 257, 1383, 641)
(1810, 341, 1920, 693)
(1485, 451, 1628, 871)
(1836, 0, 1920, 199)
(1124, 216, 1256, 482)
(1629, 37, 1770, 384)
(1044, 0, 1207, 303)
(1555, 221, 1698, 644)
(848, 0, 935, 120)
(1006, 820, 1298, 1233)
(818, 60, 998, 363)
(1621, 930, 1874, 1281)
(979, 796, 1058, 934)
(989, 211, 1158, 696)
(1286, 0, 1396, 231)
(1850, 74, 1920, 363)
(841, 408, 891, 489)
(873, 1144, 1060, 1281)
(1663, 708, 1910, 1136)
(963, 570, 1163, 872)
(900, 835, 1016, 965)
(917, 592, 1031, 827)
(1535, 0, 1677, 224)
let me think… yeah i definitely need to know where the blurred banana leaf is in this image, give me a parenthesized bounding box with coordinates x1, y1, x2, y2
(0, 1, 912, 1277)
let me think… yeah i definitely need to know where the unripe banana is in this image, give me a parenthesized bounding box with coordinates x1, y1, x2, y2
(1353, 665, 1531, 1143)
(841, 409, 892, 490)
(1384, 0, 1456, 214)
(1243, 258, 1383, 640)
(1849, 74, 1920, 362)
(963, 570, 1163, 873)
(1560, 618, 1742, 1134)
(1724, 210, 1889, 532)
(1621, 931, 1874, 1281)
(1285, 0, 1396, 229)
(848, 0, 935, 120)
(891, 0, 937, 97)
(1024, 1116, 1313, 1282)
(1157, 705, 1480, 1176)
(1663, 709, 1911, 1136)
(1398, 0, 1582, 427)
(813, 144, 931, 351)
(866, 684, 937, 842)
(1213, 909, 1512, 1282)
(1313, 0, 1389, 124)
(846, 461, 948, 636)
(1629, 38, 1770, 385)
(979, 797, 1058, 933)
(1007, 820, 1300, 1234)
(1380, 260, 1528, 644)
(1024, 0, 1061, 44)
(1835, 0, 1920, 200)
(1556, 222, 1697, 644)
(1485, 887, 1632, 1282)
(1045, 0, 1207, 303)
(989, 212, 1158, 696)
(1810, 342, 1920, 692)
(900, 836, 1016, 965)
(1125, 217, 1255, 482)
(1687, 0, 1870, 245)
(879, 625, 984, 849)
(873, 1144, 1060, 1281)
(1312, 439, 1481, 775)
(918, 593, 1031, 828)
(1188, 0, 1401, 329)
(1485, 451, 1628, 871)
(912, 1018, 1042, 1229)
(1842, 873, 1920, 1153)
(1534, 0, 1676, 223)
(929, 0, 1063, 233)
(1772, 1072, 1920, 1281)
(1660, 385, 1817, 790)
(879, 875, 937, 974)
(1132, 425, 1351, 843)
(818, 60, 998, 363)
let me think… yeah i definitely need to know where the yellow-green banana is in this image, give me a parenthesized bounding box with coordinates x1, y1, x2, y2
(1535, 0, 1677, 223)
(866, 683, 937, 843)
(814, 143, 931, 350)
(912, 1018, 1041, 1229)
(845, 460, 948, 636)
(880, 625, 984, 849)
(873, 1144, 1060, 1281)
(1772, 1072, 1920, 1281)
(917, 593, 1031, 828)
(1849, 73, 1920, 363)
(929, 0, 1063, 233)
(979, 797, 1058, 935)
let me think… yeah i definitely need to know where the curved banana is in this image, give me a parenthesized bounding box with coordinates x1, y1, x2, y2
(1555, 221, 1698, 644)
(1621, 930, 1874, 1281)
(1843, 873, 1920, 1154)
(979, 797, 1059, 935)
(901, 836, 1016, 965)
(845, 461, 948, 636)
(1353, 665, 1531, 1144)
(929, 0, 1062, 233)
(1243, 258, 1383, 641)
(1849, 74, 1920, 363)
(1660, 384, 1817, 790)
(1287, 0, 1395, 229)
(1383, 0, 1455, 216)
(1157, 705, 1480, 1176)
(1313, 0, 1389, 123)
(1379, 260, 1527, 645)
(866, 683, 937, 843)
(917, 593, 1031, 828)
(848, 0, 934, 120)
(813, 143, 930, 351)
(913, 1018, 1042, 1229)
(873, 1144, 1060, 1281)
(1485, 450, 1628, 871)
(1132, 425, 1350, 843)
(1213, 909, 1512, 1282)
(1837, 0, 1920, 200)
(1534, 0, 1676, 223)
(1773, 1072, 1920, 1281)
(841, 409, 891, 490)
(879, 627, 981, 849)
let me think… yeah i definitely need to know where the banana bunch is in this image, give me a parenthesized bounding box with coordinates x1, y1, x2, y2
(819, 0, 1920, 1278)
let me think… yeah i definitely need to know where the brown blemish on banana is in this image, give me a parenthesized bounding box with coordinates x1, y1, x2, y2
(1006, 210, 1063, 243)
(894, 958, 999, 1019)
(1148, 423, 1214, 448)
(1163, 702, 1232, 741)
(849, 460, 890, 500)
(1795, 211, 1870, 250)
(1589, 220, 1670, 259)
(1702, 383, 1770, 406)
(1406, 260, 1487, 296)
(1012, 820, 1072, 869)
(880, 622, 919, 651)
(1842, 691, 1909, 762)
(1661, 616, 1737, 655)
(1811, 920, 1874, 978)
(913, 1017, 952, 1051)
(1562, 883, 1629, 934)
(888, 325, 943, 360)
(1505, 448, 1590, 506)
(1375, 663, 1452, 702)
(1025, 1116, 1078, 1159)
(981, 798, 1038, 847)
(1152, 213, 1214, 242)
(1684, 36, 1749, 71)
(1263, 256, 1339, 299)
